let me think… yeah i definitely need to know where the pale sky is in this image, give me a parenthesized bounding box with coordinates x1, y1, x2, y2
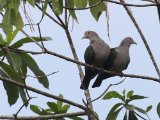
(0, 0, 160, 120)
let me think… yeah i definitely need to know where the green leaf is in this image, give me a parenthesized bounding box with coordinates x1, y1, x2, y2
(103, 91, 123, 101)
(11, 37, 51, 48)
(20, 53, 49, 88)
(125, 104, 135, 111)
(6, 51, 22, 72)
(2, 9, 13, 34)
(27, 0, 36, 6)
(42, 0, 48, 17)
(0, 34, 7, 45)
(14, 0, 20, 15)
(61, 104, 70, 113)
(127, 90, 134, 98)
(89, 0, 106, 21)
(6, 28, 19, 45)
(74, 0, 87, 8)
(30, 104, 42, 115)
(19, 87, 28, 107)
(129, 111, 138, 120)
(127, 95, 147, 103)
(66, 0, 77, 20)
(0, 68, 19, 106)
(47, 102, 58, 112)
(135, 106, 146, 114)
(0, 0, 8, 10)
(12, 11, 24, 29)
(157, 102, 160, 117)
(57, 94, 63, 111)
(105, 103, 123, 120)
(52, 0, 63, 15)
(146, 105, 152, 112)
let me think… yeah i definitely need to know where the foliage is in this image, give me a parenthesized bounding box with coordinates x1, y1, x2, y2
(103, 90, 152, 120)
(30, 94, 84, 120)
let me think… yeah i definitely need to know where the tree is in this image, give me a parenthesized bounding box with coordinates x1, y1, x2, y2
(0, 0, 160, 119)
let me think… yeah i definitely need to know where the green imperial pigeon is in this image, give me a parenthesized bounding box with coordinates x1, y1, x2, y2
(80, 31, 111, 90)
(92, 37, 137, 88)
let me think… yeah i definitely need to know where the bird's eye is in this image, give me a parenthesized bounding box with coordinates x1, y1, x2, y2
(88, 32, 90, 34)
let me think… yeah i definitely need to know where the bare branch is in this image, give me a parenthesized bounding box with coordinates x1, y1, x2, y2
(0, 111, 86, 120)
(6, 47, 160, 83)
(0, 76, 87, 111)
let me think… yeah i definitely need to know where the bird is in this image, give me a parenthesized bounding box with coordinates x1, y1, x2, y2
(92, 37, 137, 88)
(80, 31, 111, 90)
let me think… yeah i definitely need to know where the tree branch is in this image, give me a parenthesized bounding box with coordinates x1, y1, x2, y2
(7, 47, 160, 83)
(0, 75, 87, 111)
(0, 111, 86, 120)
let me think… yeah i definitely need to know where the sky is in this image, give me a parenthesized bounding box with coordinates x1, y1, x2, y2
(0, 0, 160, 120)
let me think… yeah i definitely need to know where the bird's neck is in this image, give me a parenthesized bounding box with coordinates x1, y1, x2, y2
(90, 37, 102, 45)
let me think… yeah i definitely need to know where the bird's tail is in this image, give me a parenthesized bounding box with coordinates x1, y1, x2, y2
(92, 73, 113, 88)
(80, 72, 97, 90)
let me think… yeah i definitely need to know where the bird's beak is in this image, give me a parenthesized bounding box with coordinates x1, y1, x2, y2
(82, 36, 87, 39)
(133, 41, 137, 45)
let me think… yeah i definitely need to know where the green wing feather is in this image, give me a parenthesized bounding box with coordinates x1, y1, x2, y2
(84, 46, 95, 73)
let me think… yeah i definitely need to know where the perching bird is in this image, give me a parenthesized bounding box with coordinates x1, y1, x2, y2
(92, 37, 137, 88)
(80, 31, 111, 90)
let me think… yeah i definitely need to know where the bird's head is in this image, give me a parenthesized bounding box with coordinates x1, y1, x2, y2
(82, 31, 99, 40)
(120, 37, 137, 47)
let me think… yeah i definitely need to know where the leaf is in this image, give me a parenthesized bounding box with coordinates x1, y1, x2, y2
(157, 102, 160, 117)
(52, 0, 63, 15)
(128, 111, 138, 120)
(146, 105, 152, 112)
(0, 68, 19, 106)
(57, 94, 63, 111)
(6, 51, 22, 72)
(155, 0, 160, 23)
(66, 0, 77, 20)
(11, 37, 51, 48)
(135, 106, 146, 114)
(61, 104, 70, 113)
(6, 28, 19, 45)
(74, 0, 87, 8)
(89, 0, 106, 21)
(20, 53, 49, 88)
(103, 91, 123, 101)
(0, 34, 7, 45)
(42, 0, 48, 17)
(125, 104, 135, 111)
(127, 90, 134, 98)
(47, 102, 58, 112)
(14, 0, 20, 15)
(12, 11, 24, 29)
(127, 95, 147, 103)
(19, 87, 28, 107)
(30, 104, 42, 115)
(105, 103, 123, 120)
(2, 9, 13, 34)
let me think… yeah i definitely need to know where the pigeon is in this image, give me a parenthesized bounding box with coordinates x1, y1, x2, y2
(80, 31, 111, 90)
(92, 37, 137, 88)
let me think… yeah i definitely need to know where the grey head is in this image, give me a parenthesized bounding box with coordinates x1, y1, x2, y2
(82, 31, 100, 43)
(120, 37, 137, 47)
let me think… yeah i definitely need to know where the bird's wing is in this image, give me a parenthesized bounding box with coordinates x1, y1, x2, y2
(124, 57, 130, 70)
(103, 48, 118, 69)
(84, 46, 95, 73)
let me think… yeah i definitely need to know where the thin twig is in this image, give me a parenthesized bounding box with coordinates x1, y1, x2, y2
(13, 97, 36, 117)
(91, 78, 125, 103)
(119, 0, 160, 79)
(35, 3, 63, 28)
(0, 112, 86, 120)
(133, 111, 147, 120)
(26, 71, 58, 78)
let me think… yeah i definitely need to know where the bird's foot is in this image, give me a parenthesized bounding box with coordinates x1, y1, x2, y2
(119, 72, 124, 77)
